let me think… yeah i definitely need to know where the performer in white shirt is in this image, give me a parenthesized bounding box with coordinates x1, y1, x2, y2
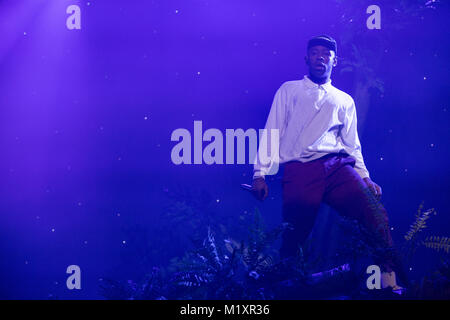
(252, 35, 405, 291)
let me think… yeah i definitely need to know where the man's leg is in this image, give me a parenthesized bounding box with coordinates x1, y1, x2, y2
(280, 160, 325, 259)
(321, 155, 407, 286)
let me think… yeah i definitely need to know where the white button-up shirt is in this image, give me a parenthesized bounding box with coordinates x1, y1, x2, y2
(254, 75, 370, 179)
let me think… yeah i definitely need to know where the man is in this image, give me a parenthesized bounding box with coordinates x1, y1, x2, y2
(252, 35, 404, 291)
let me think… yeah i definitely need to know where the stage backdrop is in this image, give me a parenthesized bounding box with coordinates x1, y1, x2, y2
(0, 0, 449, 299)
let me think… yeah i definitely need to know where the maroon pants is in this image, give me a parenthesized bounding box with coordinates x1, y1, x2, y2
(280, 152, 394, 270)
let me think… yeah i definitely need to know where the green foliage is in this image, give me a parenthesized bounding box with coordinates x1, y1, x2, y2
(101, 187, 449, 300)
(422, 236, 450, 254)
(401, 202, 449, 265)
(98, 267, 166, 300)
(167, 208, 293, 299)
(404, 202, 435, 241)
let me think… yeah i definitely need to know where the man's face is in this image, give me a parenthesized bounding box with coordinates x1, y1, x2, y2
(305, 45, 337, 79)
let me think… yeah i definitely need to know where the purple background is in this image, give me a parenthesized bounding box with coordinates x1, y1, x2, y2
(0, 0, 449, 299)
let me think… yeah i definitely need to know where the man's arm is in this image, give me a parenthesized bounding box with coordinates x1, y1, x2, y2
(252, 83, 288, 201)
(253, 84, 288, 180)
(340, 99, 370, 179)
(341, 99, 383, 198)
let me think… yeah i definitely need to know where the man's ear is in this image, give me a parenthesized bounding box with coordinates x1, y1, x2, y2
(333, 55, 338, 67)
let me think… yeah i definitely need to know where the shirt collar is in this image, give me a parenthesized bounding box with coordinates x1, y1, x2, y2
(303, 75, 332, 93)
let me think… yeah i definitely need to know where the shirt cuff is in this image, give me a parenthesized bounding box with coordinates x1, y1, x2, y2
(354, 167, 370, 180)
(253, 171, 265, 180)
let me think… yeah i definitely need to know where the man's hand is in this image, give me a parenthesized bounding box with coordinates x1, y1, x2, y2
(252, 177, 269, 201)
(363, 177, 382, 200)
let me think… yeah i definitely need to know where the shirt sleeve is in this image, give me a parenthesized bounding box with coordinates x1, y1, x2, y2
(340, 99, 370, 179)
(253, 84, 288, 179)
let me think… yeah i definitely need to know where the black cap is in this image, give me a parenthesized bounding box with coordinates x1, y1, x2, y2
(307, 35, 337, 55)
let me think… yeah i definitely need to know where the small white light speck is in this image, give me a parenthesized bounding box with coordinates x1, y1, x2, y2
(390, 227, 394, 230)
(216, 199, 220, 203)
(423, 76, 427, 80)
(409, 267, 413, 271)
(404, 169, 408, 172)
(25, 261, 29, 264)
(197, 71, 200, 75)
(430, 143, 434, 147)
(122, 240, 126, 244)
(175, 9, 179, 14)
(51, 228, 55, 232)
(144, 116, 148, 120)
(117, 213, 120, 217)
(380, 157, 384, 161)
(84, 241, 88, 244)
(24, 32, 27, 36)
